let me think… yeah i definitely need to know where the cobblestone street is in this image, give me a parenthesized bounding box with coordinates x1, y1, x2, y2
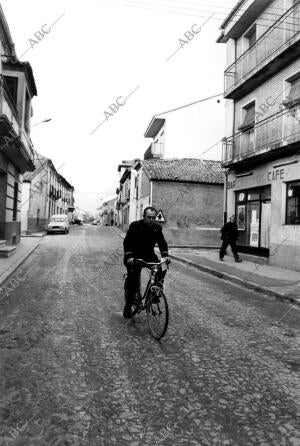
(0, 226, 299, 446)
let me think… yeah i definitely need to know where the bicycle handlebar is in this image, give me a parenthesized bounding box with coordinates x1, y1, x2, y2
(135, 258, 169, 269)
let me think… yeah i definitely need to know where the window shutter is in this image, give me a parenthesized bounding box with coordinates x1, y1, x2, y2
(283, 78, 300, 106)
(238, 104, 255, 131)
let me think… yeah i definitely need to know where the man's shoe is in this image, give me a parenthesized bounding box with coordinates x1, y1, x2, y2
(235, 258, 242, 263)
(219, 258, 224, 261)
(123, 305, 132, 319)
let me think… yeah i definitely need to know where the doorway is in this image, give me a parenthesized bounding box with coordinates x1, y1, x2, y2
(235, 185, 271, 255)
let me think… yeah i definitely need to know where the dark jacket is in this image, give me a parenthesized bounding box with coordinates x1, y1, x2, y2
(123, 219, 168, 264)
(220, 221, 239, 241)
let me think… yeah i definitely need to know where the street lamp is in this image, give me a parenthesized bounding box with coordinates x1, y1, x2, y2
(31, 118, 52, 128)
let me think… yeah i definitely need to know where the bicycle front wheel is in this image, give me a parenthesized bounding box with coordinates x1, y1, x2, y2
(146, 288, 169, 339)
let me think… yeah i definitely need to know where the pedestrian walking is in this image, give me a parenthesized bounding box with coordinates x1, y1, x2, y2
(219, 215, 242, 262)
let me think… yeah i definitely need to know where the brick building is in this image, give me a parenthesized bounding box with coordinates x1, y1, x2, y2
(218, 0, 300, 271)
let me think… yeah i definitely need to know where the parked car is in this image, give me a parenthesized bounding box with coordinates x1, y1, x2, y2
(47, 215, 69, 234)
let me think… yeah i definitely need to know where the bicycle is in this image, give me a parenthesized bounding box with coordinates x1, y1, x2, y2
(124, 258, 169, 340)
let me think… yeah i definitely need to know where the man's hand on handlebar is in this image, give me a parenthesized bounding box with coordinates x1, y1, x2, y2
(162, 257, 171, 265)
(126, 257, 135, 266)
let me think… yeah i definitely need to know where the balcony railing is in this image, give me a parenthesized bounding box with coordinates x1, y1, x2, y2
(20, 129, 35, 161)
(222, 103, 300, 165)
(225, 2, 300, 95)
(1, 79, 19, 132)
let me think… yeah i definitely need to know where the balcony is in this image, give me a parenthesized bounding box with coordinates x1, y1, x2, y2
(0, 81, 34, 172)
(224, 2, 300, 98)
(222, 103, 300, 166)
(144, 142, 164, 160)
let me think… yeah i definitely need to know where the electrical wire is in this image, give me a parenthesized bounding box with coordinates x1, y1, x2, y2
(199, 139, 222, 157)
(144, 0, 292, 17)
(99, 0, 300, 32)
(155, 93, 223, 116)
(105, 0, 297, 23)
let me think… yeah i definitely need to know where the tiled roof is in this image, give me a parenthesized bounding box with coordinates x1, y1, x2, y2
(141, 158, 224, 184)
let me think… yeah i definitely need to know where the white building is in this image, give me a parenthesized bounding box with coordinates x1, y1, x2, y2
(218, 0, 300, 271)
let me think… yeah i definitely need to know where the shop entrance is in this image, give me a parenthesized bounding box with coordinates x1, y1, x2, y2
(236, 186, 271, 256)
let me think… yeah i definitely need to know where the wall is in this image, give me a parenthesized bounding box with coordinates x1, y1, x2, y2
(27, 165, 49, 231)
(20, 181, 30, 232)
(234, 58, 300, 131)
(235, 0, 284, 60)
(2, 162, 22, 244)
(151, 181, 224, 246)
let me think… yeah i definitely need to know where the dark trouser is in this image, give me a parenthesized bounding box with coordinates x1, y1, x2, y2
(124, 262, 166, 306)
(220, 239, 239, 260)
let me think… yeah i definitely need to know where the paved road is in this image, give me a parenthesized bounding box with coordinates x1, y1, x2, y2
(0, 226, 299, 446)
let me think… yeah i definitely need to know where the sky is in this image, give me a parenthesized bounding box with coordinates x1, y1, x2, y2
(1, 0, 237, 212)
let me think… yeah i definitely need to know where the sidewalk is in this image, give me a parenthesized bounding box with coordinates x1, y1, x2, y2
(0, 235, 43, 287)
(170, 248, 300, 306)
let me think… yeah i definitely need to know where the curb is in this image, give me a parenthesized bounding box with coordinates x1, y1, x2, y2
(169, 245, 219, 249)
(170, 254, 300, 307)
(0, 239, 43, 289)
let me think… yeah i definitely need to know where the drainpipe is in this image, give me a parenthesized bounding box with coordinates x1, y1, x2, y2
(222, 138, 228, 224)
(150, 181, 153, 206)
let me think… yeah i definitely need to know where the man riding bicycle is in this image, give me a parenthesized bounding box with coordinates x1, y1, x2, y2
(123, 207, 170, 319)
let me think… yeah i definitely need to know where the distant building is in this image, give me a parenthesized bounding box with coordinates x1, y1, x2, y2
(116, 159, 140, 231)
(99, 197, 117, 226)
(135, 158, 224, 246)
(218, 0, 300, 271)
(21, 153, 75, 233)
(0, 5, 37, 245)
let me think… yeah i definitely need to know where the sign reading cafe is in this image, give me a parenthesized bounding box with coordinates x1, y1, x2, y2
(227, 168, 285, 190)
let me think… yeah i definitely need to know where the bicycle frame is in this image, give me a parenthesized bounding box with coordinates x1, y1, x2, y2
(135, 259, 168, 310)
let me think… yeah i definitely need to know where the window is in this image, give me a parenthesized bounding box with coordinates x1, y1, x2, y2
(286, 181, 300, 224)
(247, 190, 260, 201)
(3, 75, 18, 108)
(13, 181, 18, 221)
(237, 192, 246, 202)
(245, 25, 256, 49)
(24, 90, 31, 133)
(283, 77, 300, 107)
(239, 102, 255, 131)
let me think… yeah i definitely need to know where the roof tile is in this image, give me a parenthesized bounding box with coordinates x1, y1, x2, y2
(141, 158, 224, 184)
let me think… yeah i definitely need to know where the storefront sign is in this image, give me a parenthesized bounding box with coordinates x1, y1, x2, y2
(267, 168, 284, 181)
(227, 168, 285, 190)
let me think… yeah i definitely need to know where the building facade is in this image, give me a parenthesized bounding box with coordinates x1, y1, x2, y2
(21, 153, 75, 232)
(117, 159, 140, 231)
(134, 158, 224, 246)
(99, 197, 117, 226)
(0, 5, 37, 244)
(218, 0, 300, 271)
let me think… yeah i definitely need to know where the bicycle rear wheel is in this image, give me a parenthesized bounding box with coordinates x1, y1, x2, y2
(146, 288, 169, 339)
